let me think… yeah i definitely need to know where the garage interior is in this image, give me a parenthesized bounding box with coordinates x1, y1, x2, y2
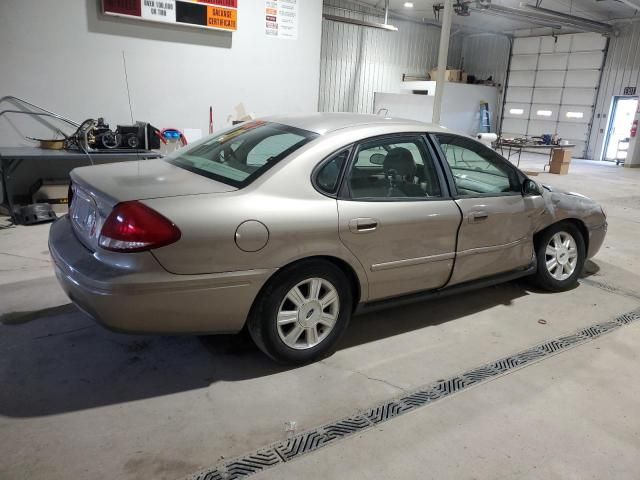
(1, 1, 640, 479)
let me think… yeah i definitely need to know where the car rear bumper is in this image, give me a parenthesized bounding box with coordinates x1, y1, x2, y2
(48, 216, 275, 334)
(587, 221, 607, 259)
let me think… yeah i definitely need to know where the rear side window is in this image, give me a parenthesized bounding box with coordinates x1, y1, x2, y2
(347, 136, 442, 200)
(167, 121, 318, 187)
(316, 150, 349, 194)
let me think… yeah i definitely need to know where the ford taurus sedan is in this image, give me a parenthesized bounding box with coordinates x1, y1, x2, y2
(49, 113, 607, 364)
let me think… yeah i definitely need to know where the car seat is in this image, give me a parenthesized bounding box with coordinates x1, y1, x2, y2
(383, 148, 425, 197)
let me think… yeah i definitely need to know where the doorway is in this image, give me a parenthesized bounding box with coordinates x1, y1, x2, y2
(603, 96, 638, 162)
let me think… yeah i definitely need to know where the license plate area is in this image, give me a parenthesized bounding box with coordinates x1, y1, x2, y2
(70, 187, 97, 239)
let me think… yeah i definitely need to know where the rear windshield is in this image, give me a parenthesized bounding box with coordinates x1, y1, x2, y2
(166, 121, 318, 187)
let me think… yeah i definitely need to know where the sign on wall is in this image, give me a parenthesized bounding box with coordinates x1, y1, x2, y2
(624, 87, 637, 96)
(265, 0, 298, 39)
(102, 0, 238, 32)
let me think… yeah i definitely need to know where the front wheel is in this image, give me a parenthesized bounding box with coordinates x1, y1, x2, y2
(247, 260, 353, 364)
(532, 222, 586, 292)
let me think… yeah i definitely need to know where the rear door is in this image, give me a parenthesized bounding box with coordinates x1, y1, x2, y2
(432, 133, 544, 286)
(336, 134, 461, 301)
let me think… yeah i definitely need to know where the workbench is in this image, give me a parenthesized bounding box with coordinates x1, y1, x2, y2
(0, 147, 161, 222)
(496, 140, 576, 168)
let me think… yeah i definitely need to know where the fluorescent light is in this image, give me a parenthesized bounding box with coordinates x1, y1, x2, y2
(537, 110, 553, 117)
(404, 2, 414, 7)
(566, 111, 584, 119)
(509, 108, 524, 115)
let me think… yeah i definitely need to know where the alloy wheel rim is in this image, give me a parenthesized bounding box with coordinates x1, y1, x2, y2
(276, 277, 340, 350)
(545, 231, 578, 281)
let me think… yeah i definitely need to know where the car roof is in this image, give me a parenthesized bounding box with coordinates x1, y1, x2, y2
(262, 112, 449, 135)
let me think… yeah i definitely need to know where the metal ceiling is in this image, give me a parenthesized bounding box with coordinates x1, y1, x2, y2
(355, 0, 639, 32)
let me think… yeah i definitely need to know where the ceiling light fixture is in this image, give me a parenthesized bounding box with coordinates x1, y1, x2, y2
(404, 2, 414, 7)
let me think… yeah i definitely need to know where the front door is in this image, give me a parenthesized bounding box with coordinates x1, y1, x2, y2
(433, 133, 544, 286)
(603, 96, 638, 162)
(337, 134, 461, 301)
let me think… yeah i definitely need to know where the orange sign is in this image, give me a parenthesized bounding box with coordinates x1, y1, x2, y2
(207, 5, 237, 30)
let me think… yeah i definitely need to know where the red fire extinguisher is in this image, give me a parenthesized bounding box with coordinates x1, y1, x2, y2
(632, 119, 638, 138)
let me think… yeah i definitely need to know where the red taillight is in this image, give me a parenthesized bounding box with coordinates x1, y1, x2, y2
(99, 201, 181, 252)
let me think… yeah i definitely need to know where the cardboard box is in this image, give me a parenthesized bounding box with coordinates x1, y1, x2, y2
(428, 68, 462, 82)
(549, 161, 570, 175)
(551, 148, 572, 164)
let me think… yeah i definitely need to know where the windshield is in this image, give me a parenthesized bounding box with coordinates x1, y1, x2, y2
(167, 121, 318, 187)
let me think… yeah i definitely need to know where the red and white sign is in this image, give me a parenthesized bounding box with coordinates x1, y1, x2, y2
(103, 0, 238, 32)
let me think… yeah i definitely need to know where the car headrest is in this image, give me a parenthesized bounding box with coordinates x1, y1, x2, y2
(383, 148, 416, 177)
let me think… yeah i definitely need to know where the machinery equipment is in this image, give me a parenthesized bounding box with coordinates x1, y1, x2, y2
(66, 118, 161, 152)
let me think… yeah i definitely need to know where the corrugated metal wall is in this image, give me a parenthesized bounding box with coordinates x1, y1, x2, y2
(461, 33, 511, 131)
(589, 22, 640, 160)
(462, 34, 511, 88)
(319, 0, 463, 113)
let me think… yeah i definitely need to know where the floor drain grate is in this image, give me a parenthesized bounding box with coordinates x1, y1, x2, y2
(188, 308, 640, 480)
(366, 401, 412, 424)
(323, 416, 371, 439)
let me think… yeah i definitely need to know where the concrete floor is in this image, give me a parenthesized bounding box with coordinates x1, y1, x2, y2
(1, 154, 639, 480)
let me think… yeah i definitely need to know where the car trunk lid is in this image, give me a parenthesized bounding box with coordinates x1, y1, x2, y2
(68, 159, 237, 251)
(71, 159, 237, 204)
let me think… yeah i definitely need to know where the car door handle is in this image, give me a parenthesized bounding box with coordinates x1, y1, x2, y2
(469, 211, 489, 223)
(349, 218, 378, 233)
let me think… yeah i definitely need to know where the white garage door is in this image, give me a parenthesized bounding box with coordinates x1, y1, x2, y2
(501, 33, 607, 158)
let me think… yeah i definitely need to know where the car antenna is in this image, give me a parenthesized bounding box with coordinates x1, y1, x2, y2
(121, 50, 141, 176)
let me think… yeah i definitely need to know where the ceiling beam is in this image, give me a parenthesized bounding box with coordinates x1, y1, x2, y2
(322, 13, 398, 31)
(474, 3, 613, 34)
(521, 4, 614, 33)
(471, 5, 563, 30)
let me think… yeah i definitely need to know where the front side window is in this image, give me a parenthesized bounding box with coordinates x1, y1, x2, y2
(167, 121, 318, 187)
(347, 137, 442, 200)
(436, 134, 521, 195)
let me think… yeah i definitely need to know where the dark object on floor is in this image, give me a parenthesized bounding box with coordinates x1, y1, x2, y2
(14, 203, 57, 225)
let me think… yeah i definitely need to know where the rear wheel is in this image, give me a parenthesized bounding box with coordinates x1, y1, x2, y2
(532, 222, 585, 291)
(247, 260, 353, 364)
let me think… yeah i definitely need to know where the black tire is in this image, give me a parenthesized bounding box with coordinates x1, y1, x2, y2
(247, 259, 353, 364)
(532, 221, 586, 292)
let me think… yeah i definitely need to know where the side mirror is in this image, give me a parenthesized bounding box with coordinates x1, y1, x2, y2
(522, 178, 542, 196)
(370, 153, 385, 165)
